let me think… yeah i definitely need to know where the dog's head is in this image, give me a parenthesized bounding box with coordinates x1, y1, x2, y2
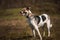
(20, 7, 31, 16)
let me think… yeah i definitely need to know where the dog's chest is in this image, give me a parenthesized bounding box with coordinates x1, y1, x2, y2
(27, 18, 33, 25)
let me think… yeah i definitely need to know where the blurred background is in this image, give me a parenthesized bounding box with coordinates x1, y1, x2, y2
(0, 0, 60, 40)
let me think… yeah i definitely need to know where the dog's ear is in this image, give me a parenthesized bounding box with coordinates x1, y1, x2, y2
(26, 7, 31, 10)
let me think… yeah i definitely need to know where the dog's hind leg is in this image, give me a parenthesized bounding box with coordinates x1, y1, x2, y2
(42, 27, 45, 37)
(46, 19, 52, 37)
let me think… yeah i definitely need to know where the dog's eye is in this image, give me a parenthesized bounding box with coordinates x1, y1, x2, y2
(23, 12, 27, 14)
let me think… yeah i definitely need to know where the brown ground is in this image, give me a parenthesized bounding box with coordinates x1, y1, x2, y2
(0, 15, 60, 40)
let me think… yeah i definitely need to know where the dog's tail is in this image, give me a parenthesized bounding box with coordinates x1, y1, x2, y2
(48, 15, 52, 28)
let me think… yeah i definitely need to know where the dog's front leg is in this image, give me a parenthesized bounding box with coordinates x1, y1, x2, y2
(32, 29, 36, 37)
(35, 27, 42, 40)
(31, 21, 42, 40)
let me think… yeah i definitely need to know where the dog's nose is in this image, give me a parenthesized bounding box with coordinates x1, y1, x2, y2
(19, 11, 22, 16)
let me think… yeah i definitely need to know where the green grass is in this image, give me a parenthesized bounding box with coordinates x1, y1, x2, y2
(0, 8, 23, 20)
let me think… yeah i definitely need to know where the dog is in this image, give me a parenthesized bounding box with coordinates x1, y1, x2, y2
(20, 7, 52, 40)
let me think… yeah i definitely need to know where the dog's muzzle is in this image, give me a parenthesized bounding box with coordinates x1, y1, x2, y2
(20, 11, 23, 15)
(20, 11, 22, 14)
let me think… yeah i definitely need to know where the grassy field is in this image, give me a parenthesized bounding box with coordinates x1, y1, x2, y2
(0, 8, 60, 40)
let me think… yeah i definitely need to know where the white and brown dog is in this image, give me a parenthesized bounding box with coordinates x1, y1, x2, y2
(20, 7, 52, 40)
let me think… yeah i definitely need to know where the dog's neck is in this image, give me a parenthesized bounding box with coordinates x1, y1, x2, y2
(26, 13, 34, 19)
